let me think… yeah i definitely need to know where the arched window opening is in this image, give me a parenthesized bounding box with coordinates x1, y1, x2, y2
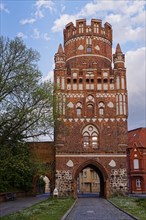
(87, 46, 92, 53)
(103, 78, 108, 83)
(94, 23, 99, 33)
(82, 125, 99, 149)
(83, 132, 89, 148)
(134, 159, 139, 169)
(91, 79, 94, 84)
(91, 132, 98, 148)
(67, 78, 71, 84)
(77, 108, 81, 116)
(79, 78, 83, 83)
(76, 102, 82, 117)
(86, 78, 89, 84)
(97, 78, 101, 83)
(87, 104, 94, 117)
(73, 78, 77, 84)
(79, 23, 83, 34)
(98, 102, 105, 116)
(99, 107, 104, 115)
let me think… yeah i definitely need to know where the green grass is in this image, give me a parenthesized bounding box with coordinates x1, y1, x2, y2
(1, 197, 75, 220)
(109, 196, 146, 220)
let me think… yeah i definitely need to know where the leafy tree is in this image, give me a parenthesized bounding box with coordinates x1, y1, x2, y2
(0, 142, 47, 192)
(0, 36, 54, 144)
(0, 36, 55, 192)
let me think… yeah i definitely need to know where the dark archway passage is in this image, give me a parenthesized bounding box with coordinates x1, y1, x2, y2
(73, 160, 109, 198)
(33, 174, 54, 196)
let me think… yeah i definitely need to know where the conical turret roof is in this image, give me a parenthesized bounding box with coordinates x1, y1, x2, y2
(116, 43, 122, 53)
(57, 43, 64, 54)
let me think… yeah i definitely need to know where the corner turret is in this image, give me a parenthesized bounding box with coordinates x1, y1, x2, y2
(54, 44, 66, 68)
(113, 44, 125, 69)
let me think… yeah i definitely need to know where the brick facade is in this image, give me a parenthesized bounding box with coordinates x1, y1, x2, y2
(29, 142, 55, 195)
(54, 19, 128, 198)
(127, 128, 146, 194)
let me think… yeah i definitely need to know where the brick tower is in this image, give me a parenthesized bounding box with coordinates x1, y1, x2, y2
(54, 19, 128, 198)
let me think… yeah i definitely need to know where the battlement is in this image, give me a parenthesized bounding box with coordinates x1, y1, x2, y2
(64, 19, 112, 43)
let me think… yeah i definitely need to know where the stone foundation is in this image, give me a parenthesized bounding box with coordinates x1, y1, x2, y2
(110, 168, 128, 195)
(56, 170, 73, 196)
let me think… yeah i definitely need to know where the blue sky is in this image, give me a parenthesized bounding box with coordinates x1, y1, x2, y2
(0, 0, 146, 132)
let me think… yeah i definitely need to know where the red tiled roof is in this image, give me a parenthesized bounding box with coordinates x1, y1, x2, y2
(128, 127, 146, 148)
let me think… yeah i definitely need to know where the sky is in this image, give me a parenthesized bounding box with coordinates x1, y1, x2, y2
(0, 0, 146, 132)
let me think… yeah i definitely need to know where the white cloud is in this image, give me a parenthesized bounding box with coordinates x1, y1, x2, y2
(52, 14, 78, 32)
(42, 70, 54, 82)
(126, 47, 146, 130)
(20, 18, 36, 25)
(35, 0, 55, 12)
(61, 4, 66, 13)
(51, 0, 146, 46)
(17, 32, 27, 39)
(0, 3, 10, 13)
(31, 29, 50, 41)
(43, 33, 50, 41)
(31, 28, 40, 39)
(35, 10, 44, 18)
(126, 47, 146, 102)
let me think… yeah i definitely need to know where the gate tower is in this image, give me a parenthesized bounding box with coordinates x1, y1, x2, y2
(54, 19, 128, 198)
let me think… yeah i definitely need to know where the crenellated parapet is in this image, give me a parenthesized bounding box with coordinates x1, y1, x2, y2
(63, 19, 113, 68)
(64, 19, 112, 43)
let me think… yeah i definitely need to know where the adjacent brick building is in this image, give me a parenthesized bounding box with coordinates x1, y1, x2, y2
(29, 142, 55, 195)
(127, 128, 146, 194)
(54, 19, 128, 198)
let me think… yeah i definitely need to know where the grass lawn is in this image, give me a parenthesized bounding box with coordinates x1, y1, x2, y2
(1, 197, 75, 220)
(109, 196, 146, 220)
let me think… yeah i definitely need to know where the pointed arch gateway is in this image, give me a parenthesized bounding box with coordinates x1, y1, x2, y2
(73, 159, 109, 198)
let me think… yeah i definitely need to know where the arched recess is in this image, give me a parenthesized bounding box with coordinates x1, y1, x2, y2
(73, 159, 109, 198)
(33, 173, 54, 196)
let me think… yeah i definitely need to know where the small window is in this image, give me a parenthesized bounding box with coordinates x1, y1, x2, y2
(83, 136, 89, 148)
(104, 79, 108, 83)
(79, 78, 83, 83)
(97, 78, 101, 83)
(110, 78, 114, 84)
(136, 178, 141, 188)
(73, 79, 77, 84)
(79, 23, 84, 34)
(94, 23, 99, 33)
(134, 159, 139, 169)
(86, 79, 89, 84)
(87, 47, 92, 53)
(87, 104, 94, 117)
(92, 136, 98, 148)
(76, 108, 81, 117)
(98, 102, 105, 116)
(99, 108, 104, 115)
(91, 79, 94, 83)
(67, 78, 71, 84)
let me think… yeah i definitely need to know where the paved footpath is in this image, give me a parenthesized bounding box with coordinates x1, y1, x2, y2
(0, 195, 48, 217)
(64, 198, 136, 220)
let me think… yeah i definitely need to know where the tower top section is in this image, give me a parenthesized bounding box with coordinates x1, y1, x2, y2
(64, 18, 112, 44)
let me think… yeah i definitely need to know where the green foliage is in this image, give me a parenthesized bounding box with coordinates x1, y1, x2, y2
(0, 143, 39, 192)
(0, 36, 55, 145)
(1, 198, 75, 220)
(0, 36, 57, 192)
